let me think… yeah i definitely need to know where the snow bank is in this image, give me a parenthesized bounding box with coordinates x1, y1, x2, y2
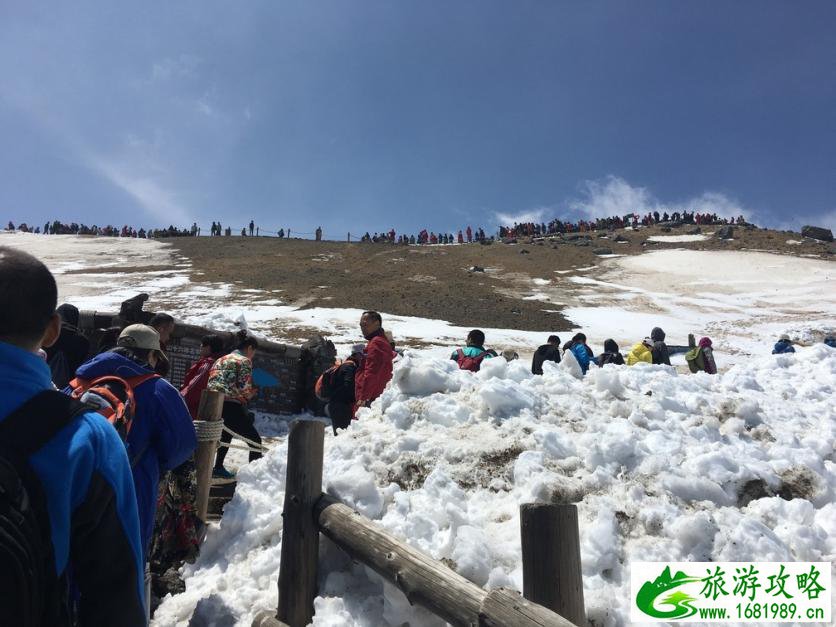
(646, 234, 708, 242)
(154, 344, 836, 627)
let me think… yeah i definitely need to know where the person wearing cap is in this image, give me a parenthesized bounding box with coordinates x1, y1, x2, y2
(325, 344, 365, 435)
(70, 324, 196, 560)
(772, 334, 796, 354)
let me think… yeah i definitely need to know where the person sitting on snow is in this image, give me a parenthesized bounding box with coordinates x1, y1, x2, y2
(451, 329, 496, 372)
(596, 339, 625, 366)
(650, 327, 671, 365)
(772, 334, 795, 354)
(686, 337, 717, 374)
(531, 335, 561, 374)
(825, 335, 836, 349)
(563, 333, 594, 374)
(626, 338, 654, 366)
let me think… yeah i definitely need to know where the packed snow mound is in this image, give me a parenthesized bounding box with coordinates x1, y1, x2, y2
(155, 346, 836, 627)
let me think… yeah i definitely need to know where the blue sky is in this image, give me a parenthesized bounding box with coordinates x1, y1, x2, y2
(1, 1, 834, 236)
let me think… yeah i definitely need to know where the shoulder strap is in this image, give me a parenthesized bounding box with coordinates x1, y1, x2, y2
(0, 391, 90, 458)
(456, 349, 465, 360)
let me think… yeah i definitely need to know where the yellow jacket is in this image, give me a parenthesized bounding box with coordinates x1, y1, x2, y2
(626, 342, 653, 366)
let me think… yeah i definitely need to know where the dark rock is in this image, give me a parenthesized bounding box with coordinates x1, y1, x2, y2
(614, 234, 629, 242)
(469, 265, 485, 273)
(738, 478, 772, 507)
(597, 232, 608, 238)
(593, 247, 613, 255)
(801, 225, 834, 242)
(502, 237, 517, 244)
(519, 249, 530, 254)
(479, 238, 493, 245)
(661, 227, 671, 233)
(715, 225, 734, 240)
(685, 227, 702, 235)
(188, 595, 238, 627)
(565, 233, 581, 241)
(574, 239, 590, 247)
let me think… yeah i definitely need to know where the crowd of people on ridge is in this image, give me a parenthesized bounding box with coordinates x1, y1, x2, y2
(499, 211, 749, 239)
(5, 207, 753, 246)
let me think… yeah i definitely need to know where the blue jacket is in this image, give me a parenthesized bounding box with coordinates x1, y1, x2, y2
(72, 351, 196, 557)
(772, 339, 795, 354)
(569, 343, 594, 374)
(0, 341, 145, 624)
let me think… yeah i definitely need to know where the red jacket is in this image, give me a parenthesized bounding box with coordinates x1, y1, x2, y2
(180, 355, 219, 419)
(354, 332, 394, 410)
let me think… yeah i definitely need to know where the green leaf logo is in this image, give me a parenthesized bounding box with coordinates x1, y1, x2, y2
(636, 566, 701, 620)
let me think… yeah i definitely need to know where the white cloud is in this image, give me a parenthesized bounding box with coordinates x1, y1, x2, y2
(569, 175, 753, 221)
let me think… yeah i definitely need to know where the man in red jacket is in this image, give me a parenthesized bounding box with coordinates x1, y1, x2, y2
(180, 334, 225, 419)
(354, 311, 394, 413)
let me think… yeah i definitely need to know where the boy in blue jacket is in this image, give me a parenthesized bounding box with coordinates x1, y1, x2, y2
(0, 246, 146, 626)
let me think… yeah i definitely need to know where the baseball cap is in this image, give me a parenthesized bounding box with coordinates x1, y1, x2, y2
(117, 324, 169, 364)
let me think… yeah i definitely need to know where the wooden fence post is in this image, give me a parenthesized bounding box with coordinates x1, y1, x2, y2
(520, 503, 586, 626)
(276, 420, 325, 627)
(193, 390, 225, 523)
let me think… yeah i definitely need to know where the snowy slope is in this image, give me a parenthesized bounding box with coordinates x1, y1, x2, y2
(153, 347, 836, 627)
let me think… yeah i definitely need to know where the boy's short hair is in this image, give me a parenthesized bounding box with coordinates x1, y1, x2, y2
(467, 329, 485, 346)
(0, 247, 57, 345)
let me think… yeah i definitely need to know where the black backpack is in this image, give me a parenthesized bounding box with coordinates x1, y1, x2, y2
(0, 391, 90, 627)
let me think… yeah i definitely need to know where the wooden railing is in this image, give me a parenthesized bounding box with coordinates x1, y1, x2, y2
(253, 421, 586, 627)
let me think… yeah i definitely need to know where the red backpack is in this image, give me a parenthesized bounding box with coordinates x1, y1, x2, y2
(68, 374, 159, 442)
(315, 360, 343, 402)
(456, 349, 489, 372)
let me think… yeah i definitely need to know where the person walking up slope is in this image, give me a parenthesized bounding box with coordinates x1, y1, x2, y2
(208, 332, 262, 479)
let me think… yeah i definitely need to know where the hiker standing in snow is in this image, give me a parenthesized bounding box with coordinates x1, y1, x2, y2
(68, 324, 197, 561)
(0, 247, 146, 626)
(531, 335, 561, 374)
(323, 344, 365, 434)
(44, 303, 90, 389)
(772, 334, 795, 354)
(452, 329, 497, 372)
(208, 332, 262, 479)
(649, 327, 671, 366)
(596, 339, 625, 366)
(354, 311, 394, 410)
(180, 334, 225, 420)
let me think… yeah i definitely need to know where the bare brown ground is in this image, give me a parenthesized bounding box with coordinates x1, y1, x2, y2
(169, 225, 832, 332)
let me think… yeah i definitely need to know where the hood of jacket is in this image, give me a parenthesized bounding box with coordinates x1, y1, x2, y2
(698, 337, 713, 348)
(651, 327, 666, 342)
(75, 350, 154, 381)
(603, 339, 619, 353)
